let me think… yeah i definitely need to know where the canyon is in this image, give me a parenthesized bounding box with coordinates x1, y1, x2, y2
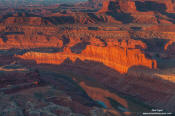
(0, 0, 175, 116)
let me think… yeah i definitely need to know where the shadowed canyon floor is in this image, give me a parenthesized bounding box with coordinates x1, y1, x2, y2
(0, 0, 175, 116)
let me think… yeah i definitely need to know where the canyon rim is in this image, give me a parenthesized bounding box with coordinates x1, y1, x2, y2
(0, 0, 175, 116)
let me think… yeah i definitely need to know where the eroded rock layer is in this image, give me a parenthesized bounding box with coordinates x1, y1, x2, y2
(17, 43, 157, 73)
(0, 0, 175, 115)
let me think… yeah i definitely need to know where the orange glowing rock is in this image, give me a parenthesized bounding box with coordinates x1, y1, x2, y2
(0, 34, 63, 49)
(164, 40, 174, 51)
(3, 17, 43, 25)
(98, 1, 110, 13)
(33, 81, 39, 85)
(160, 0, 175, 13)
(79, 81, 128, 108)
(16, 43, 157, 73)
(98, 0, 136, 13)
(118, 0, 136, 13)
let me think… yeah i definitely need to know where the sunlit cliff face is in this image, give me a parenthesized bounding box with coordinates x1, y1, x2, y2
(0, 0, 175, 115)
(16, 39, 157, 73)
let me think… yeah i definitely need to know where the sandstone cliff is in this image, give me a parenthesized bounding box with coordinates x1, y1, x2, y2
(16, 41, 157, 73)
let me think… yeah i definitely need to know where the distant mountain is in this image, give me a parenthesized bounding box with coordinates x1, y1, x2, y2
(0, 0, 88, 7)
(79, 0, 107, 9)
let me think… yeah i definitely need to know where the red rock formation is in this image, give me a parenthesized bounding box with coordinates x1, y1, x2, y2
(98, 0, 136, 13)
(79, 81, 128, 108)
(119, 0, 136, 13)
(3, 17, 44, 25)
(16, 42, 157, 73)
(81, 0, 107, 9)
(130, 31, 175, 40)
(97, 0, 175, 24)
(89, 37, 106, 46)
(164, 40, 175, 56)
(98, 0, 111, 13)
(0, 34, 63, 49)
(106, 39, 147, 49)
(153, 0, 174, 13)
(1, 0, 175, 115)
(164, 40, 175, 51)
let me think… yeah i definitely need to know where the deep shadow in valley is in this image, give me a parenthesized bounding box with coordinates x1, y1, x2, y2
(1, 50, 175, 115)
(17, 57, 170, 115)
